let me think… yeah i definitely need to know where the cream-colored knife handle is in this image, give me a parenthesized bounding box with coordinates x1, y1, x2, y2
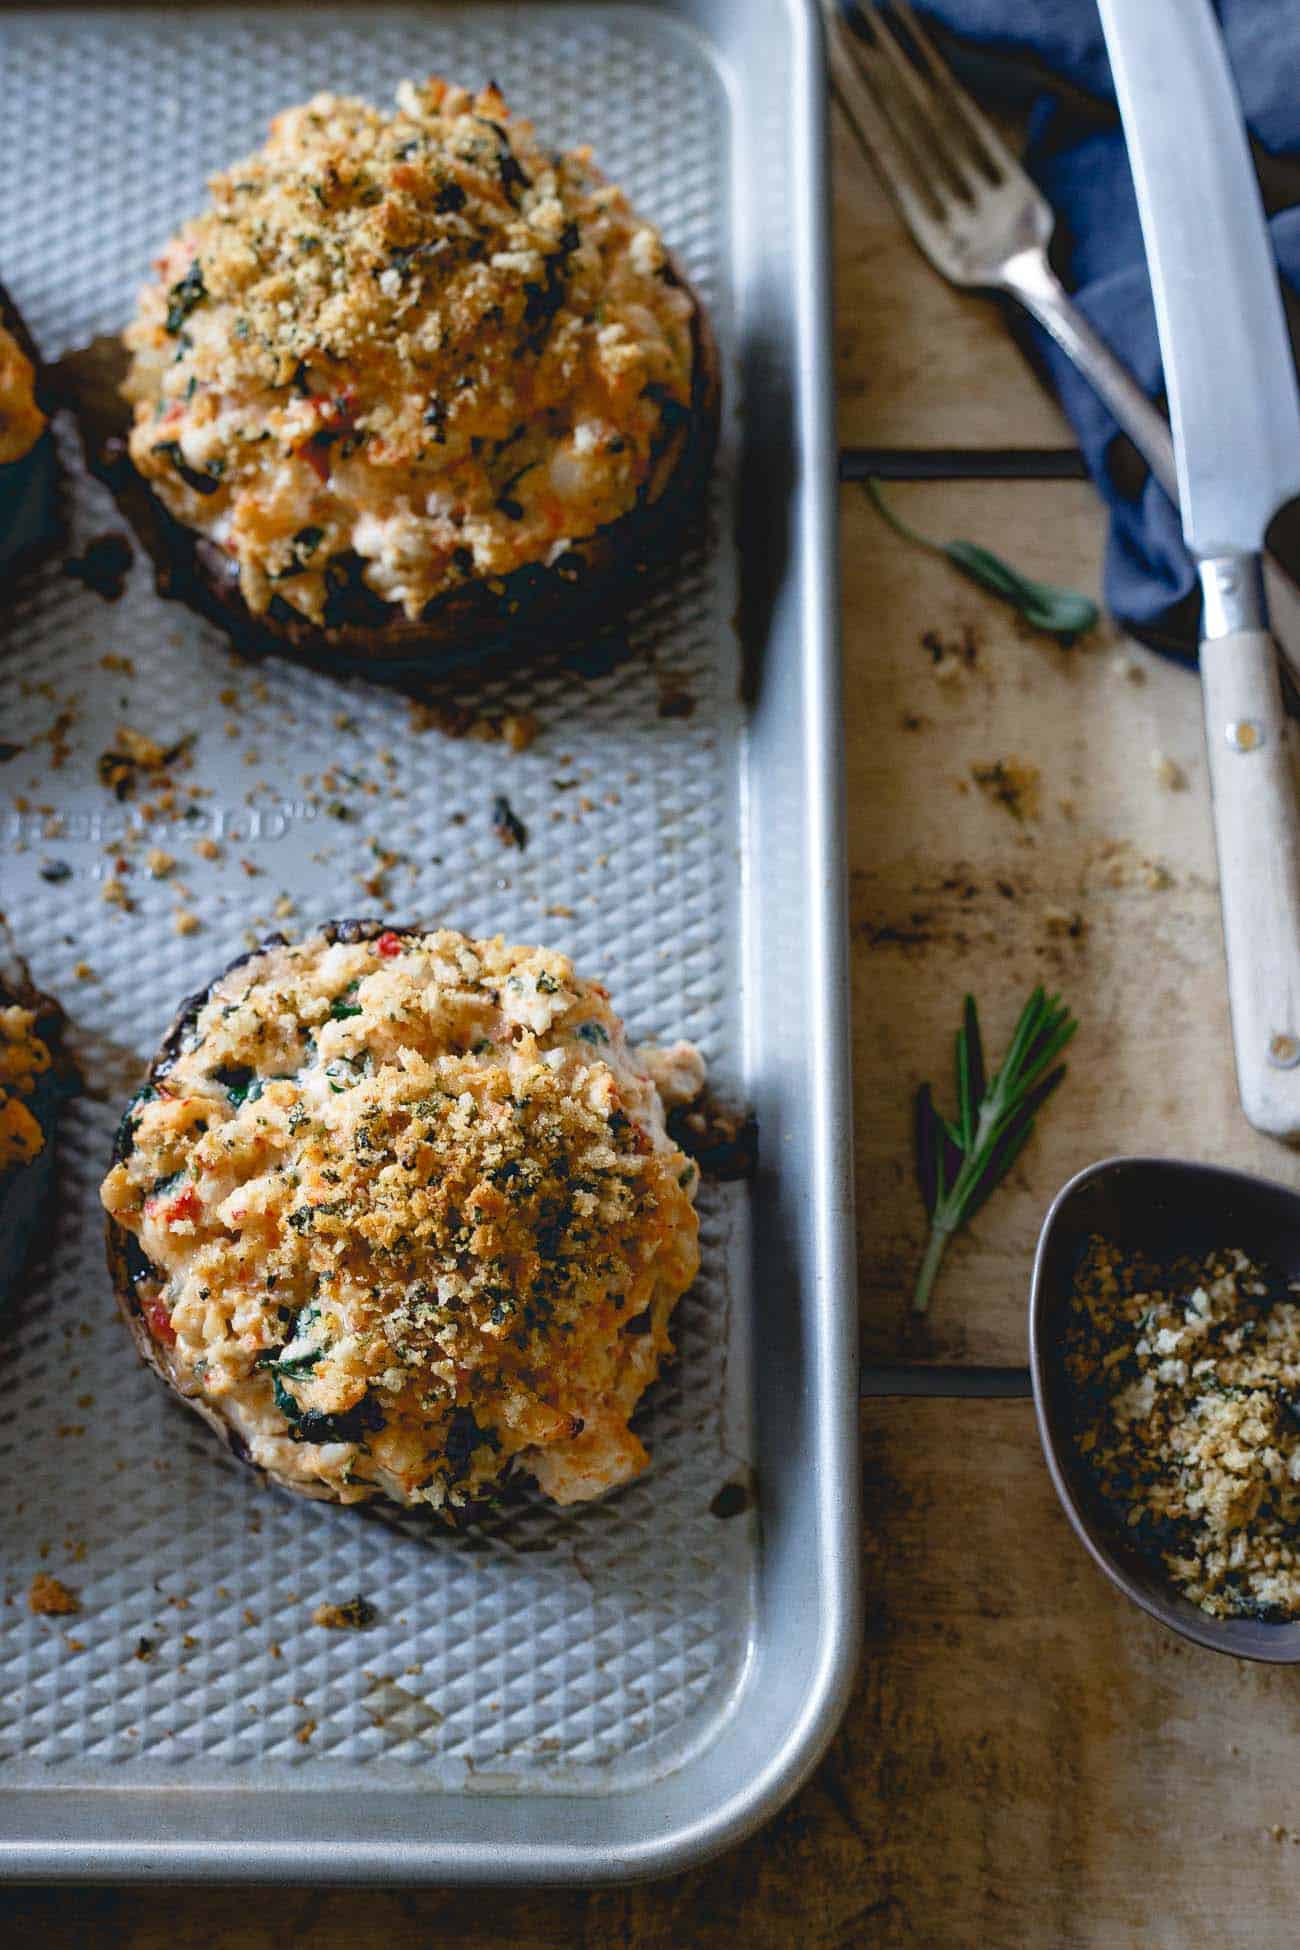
(1200, 556, 1300, 1140)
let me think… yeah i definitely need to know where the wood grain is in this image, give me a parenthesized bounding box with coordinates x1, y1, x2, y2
(9, 1402, 1300, 1948)
(832, 105, 1072, 453)
(842, 477, 1300, 1364)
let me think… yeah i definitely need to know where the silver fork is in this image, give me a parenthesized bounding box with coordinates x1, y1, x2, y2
(825, 0, 1178, 499)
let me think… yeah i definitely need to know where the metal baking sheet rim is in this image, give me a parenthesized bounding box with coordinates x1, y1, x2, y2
(0, 0, 861, 1884)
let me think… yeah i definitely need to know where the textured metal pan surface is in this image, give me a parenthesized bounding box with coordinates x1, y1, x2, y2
(0, 0, 858, 1881)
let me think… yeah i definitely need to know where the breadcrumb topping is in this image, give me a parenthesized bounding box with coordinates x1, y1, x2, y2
(0, 323, 45, 466)
(101, 927, 702, 1512)
(0, 1003, 52, 1168)
(122, 78, 696, 623)
(1067, 1236, 1300, 1620)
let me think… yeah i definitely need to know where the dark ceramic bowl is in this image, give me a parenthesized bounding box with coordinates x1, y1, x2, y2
(1030, 1155, 1300, 1663)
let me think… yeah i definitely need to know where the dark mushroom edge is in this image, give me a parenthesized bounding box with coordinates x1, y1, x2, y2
(95, 270, 719, 685)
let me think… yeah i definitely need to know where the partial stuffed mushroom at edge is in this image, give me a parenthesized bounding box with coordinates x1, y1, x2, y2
(100, 922, 706, 1515)
(0, 283, 59, 579)
(1, 925, 77, 1309)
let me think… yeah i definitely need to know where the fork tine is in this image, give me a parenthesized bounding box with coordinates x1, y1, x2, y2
(841, 6, 977, 223)
(887, 0, 1024, 183)
(828, 8, 948, 235)
(862, 2, 983, 203)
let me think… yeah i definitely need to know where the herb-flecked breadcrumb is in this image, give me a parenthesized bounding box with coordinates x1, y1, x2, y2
(121, 78, 696, 624)
(1066, 1235, 1300, 1620)
(102, 926, 704, 1514)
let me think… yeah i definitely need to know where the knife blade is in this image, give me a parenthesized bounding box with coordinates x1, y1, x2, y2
(1097, 0, 1300, 556)
(1098, 0, 1300, 1140)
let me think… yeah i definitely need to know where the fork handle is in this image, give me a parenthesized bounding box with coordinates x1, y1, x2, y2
(998, 247, 1178, 502)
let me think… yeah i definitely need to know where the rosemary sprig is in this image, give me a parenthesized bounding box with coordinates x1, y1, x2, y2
(862, 477, 1100, 644)
(912, 987, 1077, 1313)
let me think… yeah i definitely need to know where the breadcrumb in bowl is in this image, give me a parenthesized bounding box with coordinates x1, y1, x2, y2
(1031, 1156, 1300, 1663)
(101, 920, 704, 1517)
(111, 78, 719, 678)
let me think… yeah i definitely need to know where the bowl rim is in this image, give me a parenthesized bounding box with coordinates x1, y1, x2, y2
(1029, 1154, 1300, 1664)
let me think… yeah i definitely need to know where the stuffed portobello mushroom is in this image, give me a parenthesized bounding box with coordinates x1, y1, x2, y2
(114, 78, 718, 676)
(0, 284, 58, 581)
(101, 921, 706, 1515)
(1, 929, 76, 1310)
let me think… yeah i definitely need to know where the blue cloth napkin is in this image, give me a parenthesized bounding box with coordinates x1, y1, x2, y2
(917, 0, 1300, 653)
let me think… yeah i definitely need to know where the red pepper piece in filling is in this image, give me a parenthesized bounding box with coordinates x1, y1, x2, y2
(376, 930, 404, 958)
(300, 435, 333, 484)
(142, 1292, 177, 1346)
(162, 1185, 202, 1225)
(298, 389, 359, 482)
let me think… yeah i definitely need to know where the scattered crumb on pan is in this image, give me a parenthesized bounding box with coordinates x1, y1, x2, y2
(63, 531, 133, 601)
(313, 1595, 379, 1631)
(28, 1573, 80, 1616)
(657, 681, 696, 719)
(709, 1480, 751, 1519)
(668, 1096, 758, 1180)
(96, 723, 195, 802)
(492, 794, 528, 850)
(407, 699, 540, 751)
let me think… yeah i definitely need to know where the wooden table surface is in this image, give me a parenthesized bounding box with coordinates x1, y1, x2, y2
(11, 98, 1300, 1950)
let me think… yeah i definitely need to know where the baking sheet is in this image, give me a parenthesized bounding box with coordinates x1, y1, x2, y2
(0, 0, 858, 1881)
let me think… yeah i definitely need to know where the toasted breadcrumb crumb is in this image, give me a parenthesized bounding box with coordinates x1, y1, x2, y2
(1067, 1237, 1300, 1620)
(313, 1595, 378, 1630)
(28, 1574, 79, 1616)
